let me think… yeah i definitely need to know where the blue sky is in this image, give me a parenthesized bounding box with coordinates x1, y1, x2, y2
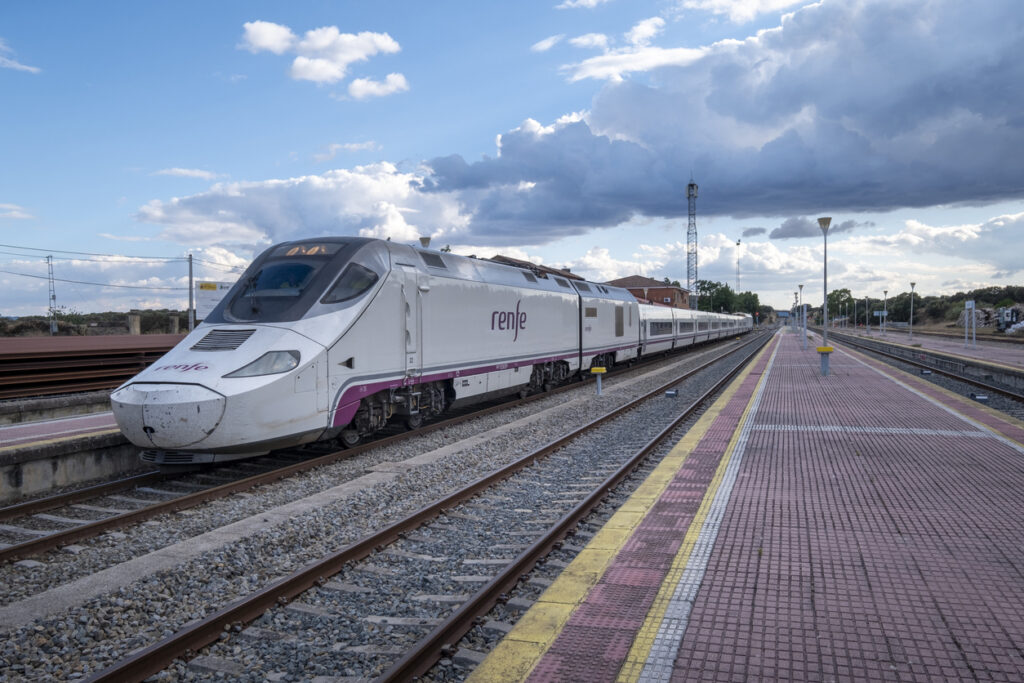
(1, 0, 1022, 317)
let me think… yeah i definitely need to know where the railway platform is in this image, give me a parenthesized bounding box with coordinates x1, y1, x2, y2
(841, 325, 1024, 369)
(0, 409, 134, 503)
(472, 327, 1024, 681)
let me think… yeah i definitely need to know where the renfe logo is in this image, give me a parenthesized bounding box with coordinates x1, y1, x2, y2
(154, 362, 210, 373)
(492, 300, 527, 342)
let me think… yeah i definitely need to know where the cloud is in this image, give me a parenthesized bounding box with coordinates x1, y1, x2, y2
(0, 203, 33, 219)
(860, 211, 1024, 276)
(420, 0, 1024, 241)
(741, 227, 766, 237)
(240, 21, 296, 54)
(0, 38, 40, 74)
(531, 35, 565, 52)
(240, 21, 403, 89)
(626, 18, 666, 47)
(676, 0, 809, 24)
(136, 163, 470, 247)
(768, 217, 867, 239)
(348, 72, 409, 99)
(153, 168, 225, 181)
(564, 46, 705, 82)
(569, 33, 609, 50)
(313, 141, 380, 162)
(557, 0, 612, 8)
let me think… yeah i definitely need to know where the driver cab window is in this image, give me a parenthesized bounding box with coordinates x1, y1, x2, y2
(322, 263, 379, 304)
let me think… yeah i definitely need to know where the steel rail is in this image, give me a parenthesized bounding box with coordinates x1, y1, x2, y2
(0, 471, 168, 522)
(82, 332, 769, 683)
(0, 332, 759, 563)
(828, 331, 1024, 402)
(380, 331, 770, 681)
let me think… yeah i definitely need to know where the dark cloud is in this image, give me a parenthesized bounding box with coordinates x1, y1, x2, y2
(769, 217, 871, 239)
(741, 227, 766, 237)
(424, 0, 1024, 243)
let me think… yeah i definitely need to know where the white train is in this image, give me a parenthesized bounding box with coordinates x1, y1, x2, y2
(111, 237, 753, 464)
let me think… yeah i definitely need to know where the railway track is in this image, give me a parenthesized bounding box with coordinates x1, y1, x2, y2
(81, 331, 770, 681)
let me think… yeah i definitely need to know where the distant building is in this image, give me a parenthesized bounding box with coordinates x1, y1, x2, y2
(606, 275, 690, 309)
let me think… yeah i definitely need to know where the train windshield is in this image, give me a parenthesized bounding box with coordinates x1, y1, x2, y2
(208, 238, 376, 324)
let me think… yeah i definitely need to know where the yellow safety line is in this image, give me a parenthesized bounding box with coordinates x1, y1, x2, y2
(616, 337, 778, 682)
(468, 333, 780, 683)
(0, 428, 121, 454)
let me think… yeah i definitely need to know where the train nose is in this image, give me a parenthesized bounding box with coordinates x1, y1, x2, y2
(111, 383, 226, 449)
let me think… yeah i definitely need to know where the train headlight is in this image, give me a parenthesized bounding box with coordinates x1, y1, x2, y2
(224, 350, 300, 378)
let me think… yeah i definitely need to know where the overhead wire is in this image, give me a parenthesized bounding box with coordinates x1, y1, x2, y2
(0, 269, 188, 291)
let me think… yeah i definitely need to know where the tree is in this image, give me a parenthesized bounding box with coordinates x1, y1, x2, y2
(695, 280, 736, 313)
(734, 291, 761, 315)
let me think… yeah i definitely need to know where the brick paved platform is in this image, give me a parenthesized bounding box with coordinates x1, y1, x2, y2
(472, 329, 1024, 682)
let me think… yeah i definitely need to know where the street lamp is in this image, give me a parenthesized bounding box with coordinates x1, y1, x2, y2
(910, 282, 916, 341)
(883, 289, 888, 336)
(799, 284, 805, 349)
(818, 217, 832, 375)
(736, 239, 741, 292)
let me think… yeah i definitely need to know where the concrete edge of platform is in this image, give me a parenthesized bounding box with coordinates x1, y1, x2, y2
(0, 431, 136, 504)
(466, 331, 781, 683)
(0, 391, 112, 426)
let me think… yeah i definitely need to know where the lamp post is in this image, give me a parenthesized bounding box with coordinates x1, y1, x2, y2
(818, 217, 832, 375)
(799, 284, 806, 349)
(865, 297, 869, 333)
(853, 298, 857, 332)
(910, 282, 916, 341)
(736, 239, 741, 292)
(883, 289, 888, 336)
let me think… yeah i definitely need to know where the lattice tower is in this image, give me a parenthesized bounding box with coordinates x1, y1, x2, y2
(686, 179, 698, 310)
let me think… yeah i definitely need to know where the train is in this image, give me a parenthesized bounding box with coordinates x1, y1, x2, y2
(110, 237, 753, 465)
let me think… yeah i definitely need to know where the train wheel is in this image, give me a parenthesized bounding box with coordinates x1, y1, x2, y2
(405, 414, 423, 430)
(339, 429, 361, 449)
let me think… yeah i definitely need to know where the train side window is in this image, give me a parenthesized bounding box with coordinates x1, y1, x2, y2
(575, 282, 591, 293)
(615, 305, 624, 336)
(679, 321, 694, 333)
(585, 307, 598, 318)
(321, 263, 379, 304)
(555, 278, 571, 288)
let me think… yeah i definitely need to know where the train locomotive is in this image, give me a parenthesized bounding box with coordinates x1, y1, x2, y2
(111, 237, 752, 465)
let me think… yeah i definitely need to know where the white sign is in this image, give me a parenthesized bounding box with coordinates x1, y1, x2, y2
(195, 281, 235, 320)
(873, 310, 888, 317)
(965, 299, 975, 310)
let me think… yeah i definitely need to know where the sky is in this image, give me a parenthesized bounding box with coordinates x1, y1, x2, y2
(1, 0, 1023, 318)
